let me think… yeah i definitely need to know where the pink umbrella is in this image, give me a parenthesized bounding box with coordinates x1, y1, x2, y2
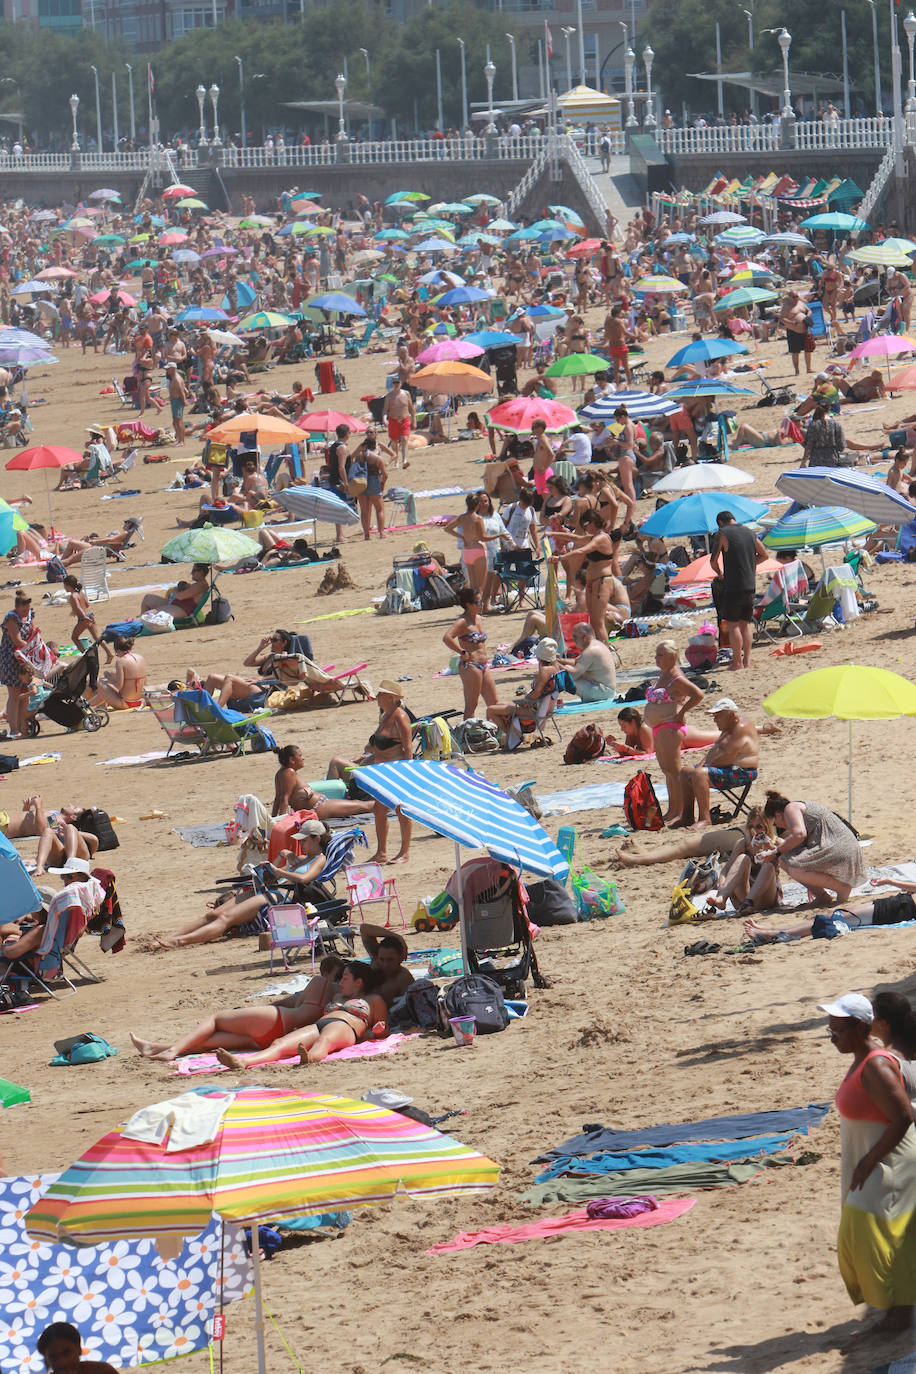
(850, 333, 916, 377)
(296, 410, 368, 433)
(202, 246, 239, 259)
(486, 396, 578, 434)
(36, 267, 77, 280)
(88, 288, 136, 307)
(416, 338, 485, 364)
(160, 231, 188, 245)
(161, 184, 197, 199)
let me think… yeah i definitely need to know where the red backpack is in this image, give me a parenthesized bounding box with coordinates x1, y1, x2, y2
(563, 723, 606, 765)
(623, 770, 664, 831)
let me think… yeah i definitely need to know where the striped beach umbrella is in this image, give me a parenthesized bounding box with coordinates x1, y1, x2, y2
(633, 274, 689, 293)
(849, 244, 915, 267)
(27, 1087, 499, 1374)
(762, 504, 876, 549)
(580, 389, 680, 421)
(775, 467, 916, 527)
(714, 226, 767, 245)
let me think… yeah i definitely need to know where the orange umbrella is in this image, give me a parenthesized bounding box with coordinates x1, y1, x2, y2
(888, 364, 916, 391)
(671, 552, 783, 586)
(207, 414, 306, 445)
(411, 361, 493, 395)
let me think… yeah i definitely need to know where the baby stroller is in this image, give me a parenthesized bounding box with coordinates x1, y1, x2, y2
(25, 645, 109, 737)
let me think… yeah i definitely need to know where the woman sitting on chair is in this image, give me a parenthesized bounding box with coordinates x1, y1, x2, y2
(139, 562, 210, 620)
(326, 681, 413, 866)
(195, 629, 302, 710)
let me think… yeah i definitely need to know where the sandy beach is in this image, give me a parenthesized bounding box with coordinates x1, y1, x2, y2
(4, 304, 916, 1374)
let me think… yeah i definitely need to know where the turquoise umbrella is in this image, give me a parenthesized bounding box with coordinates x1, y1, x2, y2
(801, 212, 868, 231)
(714, 287, 779, 309)
(762, 505, 876, 549)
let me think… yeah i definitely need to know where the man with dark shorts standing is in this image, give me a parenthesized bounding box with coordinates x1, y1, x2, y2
(710, 510, 767, 671)
(778, 288, 814, 377)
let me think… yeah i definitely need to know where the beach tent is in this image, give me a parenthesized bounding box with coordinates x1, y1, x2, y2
(350, 761, 568, 971)
(556, 85, 622, 131)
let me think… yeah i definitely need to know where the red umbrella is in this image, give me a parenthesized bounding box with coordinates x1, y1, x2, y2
(6, 445, 83, 522)
(296, 410, 368, 433)
(566, 239, 602, 258)
(486, 396, 578, 434)
(161, 184, 197, 199)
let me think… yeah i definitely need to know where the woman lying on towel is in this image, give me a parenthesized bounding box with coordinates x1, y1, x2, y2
(215, 961, 388, 1069)
(144, 819, 330, 950)
(130, 955, 346, 1061)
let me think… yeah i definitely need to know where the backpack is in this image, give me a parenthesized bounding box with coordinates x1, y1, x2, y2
(525, 878, 579, 926)
(76, 807, 119, 852)
(623, 770, 664, 831)
(419, 572, 458, 611)
(389, 978, 441, 1032)
(45, 555, 67, 583)
(205, 595, 233, 625)
(563, 723, 606, 765)
(453, 717, 501, 754)
(437, 974, 509, 1037)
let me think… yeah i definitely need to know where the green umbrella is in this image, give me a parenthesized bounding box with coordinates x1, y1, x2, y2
(93, 234, 126, 245)
(545, 353, 612, 377)
(1, 1077, 30, 1107)
(160, 525, 261, 567)
(714, 287, 779, 310)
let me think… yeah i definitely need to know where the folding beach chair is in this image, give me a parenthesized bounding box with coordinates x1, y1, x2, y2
(345, 863, 406, 928)
(294, 658, 373, 706)
(709, 773, 757, 823)
(494, 549, 544, 613)
(173, 689, 276, 757)
(5, 892, 103, 1000)
(753, 593, 807, 644)
(265, 904, 327, 974)
(504, 685, 562, 752)
(145, 689, 209, 758)
(79, 547, 110, 603)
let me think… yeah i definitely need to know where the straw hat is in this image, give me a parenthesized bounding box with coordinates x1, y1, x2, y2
(377, 679, 406, 700)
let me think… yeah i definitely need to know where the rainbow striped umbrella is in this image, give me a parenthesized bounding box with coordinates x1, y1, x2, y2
(27, 1087, 499, 1374)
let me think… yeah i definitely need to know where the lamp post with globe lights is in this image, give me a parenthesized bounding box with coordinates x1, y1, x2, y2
(624, 46, 637, 130)
(69, 93, 80, 169)
(777, 27, 797, 148)
(209, 83, 221, 145)
(642, 45, 655, 128)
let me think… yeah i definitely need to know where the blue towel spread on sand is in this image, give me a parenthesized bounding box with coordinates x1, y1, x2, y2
(556, 697, 647, 717)
(534, 1133, 798, 1182)
(538, 779, 669, 815)
(534, 1103, 831, 1162)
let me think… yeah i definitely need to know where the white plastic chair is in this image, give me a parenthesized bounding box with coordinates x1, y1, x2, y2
(79, 547, 110, 603)
(345, 863, 406, 928)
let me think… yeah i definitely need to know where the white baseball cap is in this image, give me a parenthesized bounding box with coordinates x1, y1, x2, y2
(817, 993, 874, 1023)
(707, 697, 739, 715)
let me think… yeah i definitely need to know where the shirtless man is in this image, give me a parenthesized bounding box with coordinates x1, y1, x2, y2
(382, 377, 415, 469)
(778, 289, 814, 376)
(358, 924, 414, 1006)
(165, 363, 188, 446)
(887, 268, 913, 331)
(395, 344, 415, 389)
(602, 305, 631, 385)
(674, 698, 760, 829)
(89, 635, 147, 711)
(271, 743, 370, 823)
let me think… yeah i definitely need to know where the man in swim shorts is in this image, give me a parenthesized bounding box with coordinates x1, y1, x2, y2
(166, 364, 188, 446)
(382, 378, 415, 469)
(675, 698, 760, 829)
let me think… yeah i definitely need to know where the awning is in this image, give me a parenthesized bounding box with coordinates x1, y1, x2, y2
(687, 70, 844, 99)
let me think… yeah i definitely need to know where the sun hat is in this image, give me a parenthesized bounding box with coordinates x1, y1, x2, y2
(817, 993, 874, 1023)
(48, 856, 93, 877)
(292, 819, 325, 840)
(707, 697, 739, 714)
(534, 637, 559, 663)
(377, 679, 405, 699)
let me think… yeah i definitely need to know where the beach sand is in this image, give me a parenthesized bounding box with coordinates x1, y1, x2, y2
(4, 306, 916, 1374)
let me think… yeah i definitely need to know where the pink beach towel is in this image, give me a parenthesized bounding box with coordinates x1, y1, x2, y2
(425, 1195, 695, 1254)
(174, 1032, 418, 1074)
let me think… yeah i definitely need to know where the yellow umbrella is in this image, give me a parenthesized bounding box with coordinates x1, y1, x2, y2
(207, 414, 306, 445)
(411, 361, 493, 395)
(762, 664, 916, 819)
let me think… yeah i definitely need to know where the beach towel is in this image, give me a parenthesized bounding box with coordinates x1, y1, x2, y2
(174, 824, 232, 847)
(426, 1196, 695, 1254)
(556, 697, 647, 717)
(538, 779, 669, 816)
(535, 1103, 830, 1161)
(534, 1133, 800, 1182)
(174, 1033, 418, 1074)
(521, 1157, 790, 1205)
(98, 749, 170, 766)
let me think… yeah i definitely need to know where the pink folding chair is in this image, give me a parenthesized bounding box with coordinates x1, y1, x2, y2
(345, 863, 406, 928)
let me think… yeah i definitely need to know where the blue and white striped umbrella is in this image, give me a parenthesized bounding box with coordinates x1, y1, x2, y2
(775, 467, 916, 528)
(581, 389, 680, 421)
(274, 485, 360, 526)
(714, 226, 767, 245)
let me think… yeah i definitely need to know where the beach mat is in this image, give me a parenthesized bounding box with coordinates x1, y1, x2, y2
(538, 779, 668, 816)
(556, 698, 647, 717)
(426, 1196, 696, 1254)
(174, 1033, 418, 1073)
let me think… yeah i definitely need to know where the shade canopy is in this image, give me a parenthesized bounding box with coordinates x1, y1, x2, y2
(775, 467, 916, 528)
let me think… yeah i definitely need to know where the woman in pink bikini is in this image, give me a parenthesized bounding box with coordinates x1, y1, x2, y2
(442, 495, 502, 601)
(644, 639, 703, 824)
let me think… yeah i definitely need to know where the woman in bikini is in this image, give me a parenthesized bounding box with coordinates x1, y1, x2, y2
(644, 639, 704, 824)
(443, 586, 503, 719)
(129, 954, 346, 1061)
(215, 961, 388, 1069)
(327, 682, 413, 865)
(273, 743, 374, 824)
(442, 494, 501, 600)
(139, 562, 210, 620)
(549, 509, 622, 645)
(89, 635, 147, 711)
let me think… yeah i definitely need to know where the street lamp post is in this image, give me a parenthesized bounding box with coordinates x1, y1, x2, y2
(196, 84, 207, 147)
(905, 10, 916, 115)
(561, 27, 575, 91)
(642, 44, 655, 128)
(69, 92, 80, 169)
(624, 46, 637, 129)
(111, 72, 119, 151)
(335, 72, 347, 143)
(891, 0, 905, 176)
(575, 0, 586, 83)
(484, 55, 497, 133)
(234, 56, 246, 150)
(743, 7, 757, 117)
(125, 64, 136, 144)
(867, 0, 883, 115)
(457, 38, 468, 132)
(359, 47, 371, 132)
(506, 33, 518, 103)
(90, 63, 102, 152)
(777, 26, 796, 148)
(209, 82, 221, 146)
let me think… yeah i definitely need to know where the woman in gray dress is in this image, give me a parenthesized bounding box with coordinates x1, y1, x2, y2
(753, 789, 865, 905)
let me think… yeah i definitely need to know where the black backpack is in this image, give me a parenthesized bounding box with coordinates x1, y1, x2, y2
(525, 878, 579, 927)
(437, 974, 509, 1037)
(420, 573, 458, 611)
(205, 595, 233, 625)
(76, 807, 119, 851)
(389, 978, 441, 1032)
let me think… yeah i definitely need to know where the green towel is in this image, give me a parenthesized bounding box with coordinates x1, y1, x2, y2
(520, 1156, 788, 1205)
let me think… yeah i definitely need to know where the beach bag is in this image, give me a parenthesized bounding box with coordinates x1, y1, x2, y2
(76, 807, 119, 852)
(563, 723, 606, 765)
(679, 855, 719, 895)
(347, 458, 368, 499)
(454, 717, 501, 754)
(668, 879, 700, 926)
(140, 610, 174, 633)
(571, 868, 624, 920)
(526, 878, 579, 926)
(45, 555, 67, 584)
(205, 595, 233, 625)
(389, 978, 441, 1032)
(437, 974, 509, 1037)
(419, 572, 458, 611)
(0, 754, 19, 774)
(623, 770, 663, 831)
(51, 1032, 118, 1066)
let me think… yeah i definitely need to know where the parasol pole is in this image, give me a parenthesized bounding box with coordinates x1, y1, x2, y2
(455, 839, 470, 974)
(251, 1229, 267, 1374)
(848, 719, 853, 823)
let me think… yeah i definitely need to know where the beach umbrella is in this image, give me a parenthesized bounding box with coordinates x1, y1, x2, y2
(549, 203, 585, 225)
(11, 280, 53, 295)
(5, 444, 83, 522)
(465, 193, 502, 206)
(0, 327, 50, 347)
(849, 243, 915, 267)
(775, 467, 916, 527)
(25, 1085, 498, 1374)
(414, 237, 459, 253)
(275, 485, 360, 525)
(30, 210, 59, 222)
(526, 304, 566, 318)
(418, 269, 463, 287)
(435, 201, 474, 214)
(238, 215, 274, 228)
(352, 249, 385, 264)
(801, 211, 868, 231)
(699, 211, 747, 225)
(762, 504, 876, 550)
(386, 190, 429, 203)
(352, 760, 568, 967)
(296, 410, 367, 434)
(159, 230, 189, 245)
(545, 352, 613, 377)
(160, 525, 261, 566)
(671, 551, 782, 586)
(652, 464, 755, 494)
(88, 288, 135, 307)
(661, 232, 696, 244)
(412, 361, 493, 394)
(0, 1075, 30, 1107)
(171, 248, 201, 263)
(764, 232, 814, 247)
(128, 232, 151, 243)
(505, 227, 542, 242)
(375, 228, 409, 241)
(487, 218, 517, 232)
(667, 339, 749, 366)
(889, 364, 916, 390)
(0, 830, 41, 921)
(303, 225, 335, 237)
(466, 329, 517, 349)
(663, 380, 756, 398)
(208, 415, 306, 446)
(308, 293, 367, 316)
(714, 226, 767, 246)
(206, 329, 244, 348)
(161, 183, 197, 198)
(633, 275, 689, 293)
(276, 222, 314, 237)
(201, 245, 240, 259)
(238, 311, 294, 330)
(762, 665, 916, 819)
(639, 491, 768, 539)
(713, 287, 779, 309)
(434, 285, 493, 305)
(416, 338, 485, 364)
(175, 197, 208, 210)
(176, 306, 231, 323)
(487, 396, 578, 433)
(580, 389, 680, 420)
(849, 334, 916, 375)
(35, 266, 77, 280)
(0, 343, 57, 367)
(290, 190, 323, 202)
